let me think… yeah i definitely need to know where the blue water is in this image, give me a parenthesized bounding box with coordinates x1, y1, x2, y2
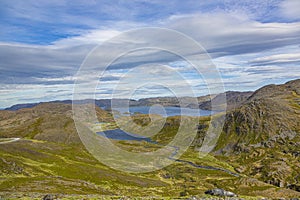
(112, 106, 213, 117)
(98, 129, 153, 142)
(96, 124, 240, 177)
(98, 106, 213, 141)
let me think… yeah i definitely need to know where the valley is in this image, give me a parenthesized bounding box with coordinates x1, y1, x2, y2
(0, 79, 299, 199)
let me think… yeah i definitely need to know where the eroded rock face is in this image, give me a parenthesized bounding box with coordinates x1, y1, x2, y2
(205, 188, 237, 197)
(213, 79, 300, 192)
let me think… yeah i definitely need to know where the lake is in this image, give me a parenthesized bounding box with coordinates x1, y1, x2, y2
(98, 129, 153, 142)
(111, 106, 214, 117)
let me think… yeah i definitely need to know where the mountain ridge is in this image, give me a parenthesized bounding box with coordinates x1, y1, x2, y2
(4, 91, 253, 112)
(212, 78, 300, 192)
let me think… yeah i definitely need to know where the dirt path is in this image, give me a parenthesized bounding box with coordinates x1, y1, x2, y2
(0, 138, 20, 144)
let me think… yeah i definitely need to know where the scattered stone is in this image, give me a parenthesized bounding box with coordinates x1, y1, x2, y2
(205, 188, 237, 197)
(42, 194, 53, 200)
(235, 166, 246, 173)
(161, 173, 171, 179)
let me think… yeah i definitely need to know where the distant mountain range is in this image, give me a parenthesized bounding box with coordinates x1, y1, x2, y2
(4, 91, 253, 111)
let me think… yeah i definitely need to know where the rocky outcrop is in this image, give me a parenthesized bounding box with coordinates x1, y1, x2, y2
(214, 79, 300, 193)
(205, 188, 237, 197)
(219, 79, 300, 151)
(199, 91, 253, 111)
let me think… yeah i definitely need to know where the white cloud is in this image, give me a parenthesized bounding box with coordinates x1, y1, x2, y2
(34, 76, 75, 82)
(53, 30, 121, 47)
(249, 53, 300, 65)
(166, 12, 300, 56)
(280, 0, 300, 20)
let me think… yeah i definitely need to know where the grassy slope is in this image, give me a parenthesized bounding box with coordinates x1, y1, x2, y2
(2, 138, 293, 199)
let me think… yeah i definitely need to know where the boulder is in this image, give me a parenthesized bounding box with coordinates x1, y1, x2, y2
(42, 194, 53, 200)
(205, 188, 237, 197)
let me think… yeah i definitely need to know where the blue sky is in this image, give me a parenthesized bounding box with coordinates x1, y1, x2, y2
(0, 0, 300, 108)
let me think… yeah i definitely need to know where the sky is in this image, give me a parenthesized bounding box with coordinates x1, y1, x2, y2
(0, 0, 300, 108)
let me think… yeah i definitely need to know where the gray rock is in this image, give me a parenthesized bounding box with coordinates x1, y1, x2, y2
(205, 188, 224, 196)
(205, 188, 237, 197)
(42, 194, 53, 200)
(224, 190, 237, 197)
